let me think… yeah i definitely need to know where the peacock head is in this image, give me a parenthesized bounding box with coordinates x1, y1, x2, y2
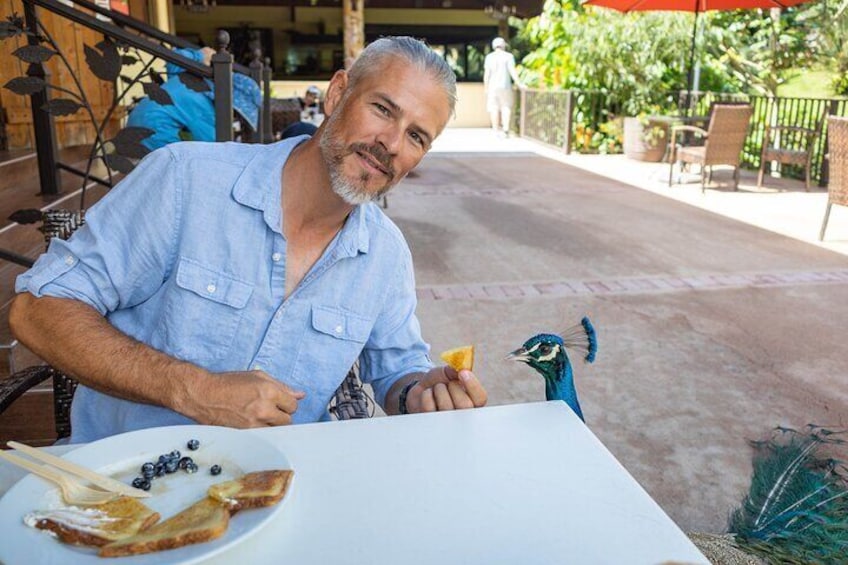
(505, 333, 567, 383)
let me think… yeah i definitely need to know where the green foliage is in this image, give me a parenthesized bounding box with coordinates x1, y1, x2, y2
(517, 1, 843, 101)
(517, 1, 688, 115)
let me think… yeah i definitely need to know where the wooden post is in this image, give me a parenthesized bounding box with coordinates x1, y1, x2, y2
(563, 90, 573, 155)
(343, 0, 365, 68)
(212, 30, 233, 143)
(519, 88, 526, 138)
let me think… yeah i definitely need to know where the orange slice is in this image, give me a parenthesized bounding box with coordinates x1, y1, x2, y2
(439, 345, 474, 372)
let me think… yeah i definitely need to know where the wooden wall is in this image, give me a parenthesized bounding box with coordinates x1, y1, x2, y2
(0, 0, 128, 150)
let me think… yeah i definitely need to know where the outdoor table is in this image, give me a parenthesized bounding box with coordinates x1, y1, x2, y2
(0, 402, 708, 564)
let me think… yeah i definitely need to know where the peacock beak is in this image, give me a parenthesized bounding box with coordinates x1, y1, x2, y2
(505, 347, 530, 362)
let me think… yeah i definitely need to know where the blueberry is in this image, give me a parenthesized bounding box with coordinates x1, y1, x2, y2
(165, 459, 180, 474)
(158, 454, 169, 465)
(154, 462, 166, 477)
(184, 462, 198, 474)
(210, 464, 222, 476)
(141, 462, 155, 474)
(187, 439, 200, 451)
(131, 477, 146, 489)
(178, 456, 193, 470)
(138, 479, 151, 491)
(169, 450, 181, 461)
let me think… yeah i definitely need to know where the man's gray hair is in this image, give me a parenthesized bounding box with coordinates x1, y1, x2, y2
(347, 36, 457, 116)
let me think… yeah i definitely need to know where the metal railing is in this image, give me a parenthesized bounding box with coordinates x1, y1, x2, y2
(520, 88, 848, 186)
(0, 0, 274, 267)
(3, 0, 273, 196)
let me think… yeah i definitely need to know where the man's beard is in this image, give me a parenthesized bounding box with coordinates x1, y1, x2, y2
(319, 113, 397, 206)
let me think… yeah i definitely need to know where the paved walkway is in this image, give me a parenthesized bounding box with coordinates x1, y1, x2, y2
(387, 128, 848, 534)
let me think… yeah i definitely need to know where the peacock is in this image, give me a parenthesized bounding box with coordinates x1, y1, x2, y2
(506, 316, 597, 421)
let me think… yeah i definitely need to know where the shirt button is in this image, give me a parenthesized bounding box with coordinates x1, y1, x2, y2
(272, 252, 282, 262)
(207, 283, 216, 293)
(64, 254, 74, 265)
(335, 325, 343, 334)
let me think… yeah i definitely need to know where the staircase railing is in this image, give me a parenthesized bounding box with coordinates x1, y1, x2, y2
(0, 0, 271, 195)
(0, 0, 273, 267)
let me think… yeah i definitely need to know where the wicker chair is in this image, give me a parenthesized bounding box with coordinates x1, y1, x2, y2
(0, 210, 372, 441)
(758, 115, 824, 191)
(820, 116, 848, 241)
(668, 104, 753, 192)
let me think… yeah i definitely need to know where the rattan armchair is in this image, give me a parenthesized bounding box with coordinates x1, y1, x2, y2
(668, 104, 753, 192)
(820, 116, 848, 241)
(758, 115, 824, 191)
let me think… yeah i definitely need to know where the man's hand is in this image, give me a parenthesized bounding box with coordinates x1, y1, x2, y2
(184, 370, 305, 428)
(405, 366, 487, 413)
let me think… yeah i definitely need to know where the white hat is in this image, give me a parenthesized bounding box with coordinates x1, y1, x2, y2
(306, 85, 321, 96)
(492, 37, 506, 49)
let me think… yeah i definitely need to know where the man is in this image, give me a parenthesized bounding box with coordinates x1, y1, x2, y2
(299, 85, 322, 119)
(10, 36, 487, 443)
(483, 37, 522, 137)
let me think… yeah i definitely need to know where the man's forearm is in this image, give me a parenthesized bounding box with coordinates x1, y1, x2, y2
(9, 293, 207, 416)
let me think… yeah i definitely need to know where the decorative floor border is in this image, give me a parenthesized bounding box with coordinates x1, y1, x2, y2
(416, 269, 848, 301)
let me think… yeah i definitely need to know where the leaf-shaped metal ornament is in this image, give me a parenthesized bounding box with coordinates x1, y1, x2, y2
(12, 45, 56, 63)
(143, 82, 173, 105)
(149, 70, 164, 85)
(42, 98, 83, 116)
(111, 127, 153, 159)
(178, 72, 211, 93)
(103, 153, 135, 174)
(0, 18, 23, 40)
(4, 76, 46, 95)
(84, 40, 121, 82)
(121, 55, 138, 66)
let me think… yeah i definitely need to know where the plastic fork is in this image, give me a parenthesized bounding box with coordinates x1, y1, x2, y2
(0, 450, 119, 506)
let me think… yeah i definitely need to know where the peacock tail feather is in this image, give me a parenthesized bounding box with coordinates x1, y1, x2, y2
(729, 425, 848, 564)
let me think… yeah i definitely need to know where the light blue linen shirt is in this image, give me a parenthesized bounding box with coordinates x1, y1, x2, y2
(16, 138, 433, 443)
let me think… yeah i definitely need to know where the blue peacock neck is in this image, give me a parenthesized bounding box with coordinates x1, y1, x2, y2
(543, 352, 584, 421)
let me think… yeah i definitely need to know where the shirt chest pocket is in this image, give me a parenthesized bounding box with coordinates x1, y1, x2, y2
(158, 259, 254, 365)
(296, 306, 373, 399)
(311, 305, 372, 344)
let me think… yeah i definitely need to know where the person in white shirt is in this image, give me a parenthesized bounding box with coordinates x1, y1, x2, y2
(483, 37, 522, 137)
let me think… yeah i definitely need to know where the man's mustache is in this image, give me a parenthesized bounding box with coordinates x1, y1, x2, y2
(349, 142, 395, 177)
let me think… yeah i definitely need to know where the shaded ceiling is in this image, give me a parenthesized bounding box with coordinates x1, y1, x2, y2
(200, 0, 545, 19)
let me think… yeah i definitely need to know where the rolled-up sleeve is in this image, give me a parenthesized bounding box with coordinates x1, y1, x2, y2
(16, 147, 182, 315)
(358, 248, 432, 408)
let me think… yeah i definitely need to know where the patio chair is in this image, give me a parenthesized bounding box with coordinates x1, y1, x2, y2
(667, 104, 753, 192)
(757, 114, 824, 191)
(0, 211, 372, 441)
(819, 116, 848, 241)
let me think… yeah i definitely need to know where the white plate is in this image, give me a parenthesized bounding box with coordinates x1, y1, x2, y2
(0, 425, 292, 564)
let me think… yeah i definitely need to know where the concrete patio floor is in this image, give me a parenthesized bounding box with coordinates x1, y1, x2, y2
(387, 128, 848, 535)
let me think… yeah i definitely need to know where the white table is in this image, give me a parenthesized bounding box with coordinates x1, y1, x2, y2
(0, 402, 708, 564)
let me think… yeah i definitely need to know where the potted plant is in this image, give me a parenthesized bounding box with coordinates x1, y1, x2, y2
(623, 102, 680, 162)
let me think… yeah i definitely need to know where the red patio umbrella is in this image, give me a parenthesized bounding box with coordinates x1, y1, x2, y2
(583, 0, 813, 98)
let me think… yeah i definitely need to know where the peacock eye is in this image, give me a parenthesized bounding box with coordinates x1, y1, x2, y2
(539, 344, 552, 355)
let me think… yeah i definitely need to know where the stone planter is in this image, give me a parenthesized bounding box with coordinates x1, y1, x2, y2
(623, 116, 668, 162)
